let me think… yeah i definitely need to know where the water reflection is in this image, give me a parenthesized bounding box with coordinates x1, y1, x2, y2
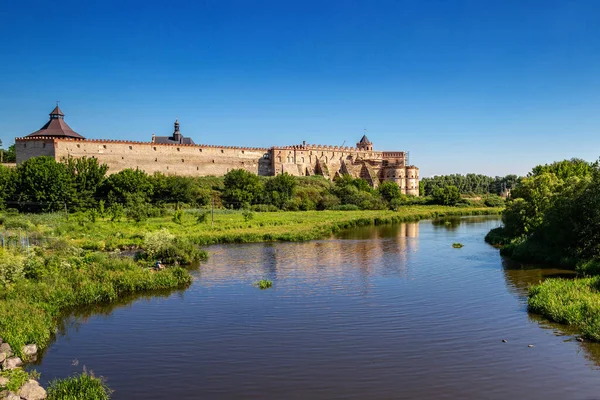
(200, 222, 420, 287)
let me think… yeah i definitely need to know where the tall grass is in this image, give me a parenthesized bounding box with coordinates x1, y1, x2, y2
(47, 370, 112, 400)
(529, 276, 600, 340)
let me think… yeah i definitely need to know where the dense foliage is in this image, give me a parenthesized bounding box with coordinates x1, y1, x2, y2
(420, 173, 519, 196)
(0, 157, 502, 215)
(486, 158, 598, 267)
(1, 144, 16, 163)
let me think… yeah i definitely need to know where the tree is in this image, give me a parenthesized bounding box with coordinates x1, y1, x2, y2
(432, 185, 460, 206)
(0, 165, 16, 209)
(222, 169, 263, 209)
(1, 144, 16, 163)
(64, 156, 109, 211)
(378, 181, 401, 203)
(265, 173, 297, 208)
(15, 157, 74, 212)
(100, 168, 154, 205)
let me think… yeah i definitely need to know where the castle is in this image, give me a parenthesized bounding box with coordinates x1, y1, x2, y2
(15, 106, 419, 195)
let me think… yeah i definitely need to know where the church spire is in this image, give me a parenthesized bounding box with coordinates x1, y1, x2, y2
(173, 118, 182, 142)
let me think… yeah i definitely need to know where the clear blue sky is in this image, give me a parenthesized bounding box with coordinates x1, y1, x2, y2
(1, 0, 599, 177)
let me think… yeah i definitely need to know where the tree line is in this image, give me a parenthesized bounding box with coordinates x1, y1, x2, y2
(0, 156, 502, 217)
(420, 173, 520, 196)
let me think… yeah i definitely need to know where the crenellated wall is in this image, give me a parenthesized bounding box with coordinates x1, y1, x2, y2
(15, 137, 419, 195)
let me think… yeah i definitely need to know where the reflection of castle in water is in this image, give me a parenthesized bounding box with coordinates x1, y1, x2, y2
(199, 222, 420, 287)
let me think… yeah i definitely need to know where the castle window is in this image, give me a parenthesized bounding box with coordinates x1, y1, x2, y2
(43, 143, 46, 148)
(155, 158, 158, 162)
(122, 157, 125, 160)
(182, 159, 184, 163)
(103, 145, 107, 149)
(153, 147, 157, 151)
(221, 149, 224, 153)
(77, 144, 80, 148)
(277, 156, 281, 162)
(23, 143, 26, 148)
(197, 167, 199, 170)
(177, 148, 180, 152)
(199, 148, 203, 152)
(167, 166, 169, 170)
(129, 146, 133, 150)
(212, 160, 215, 163)
(242, 150, 245, 154)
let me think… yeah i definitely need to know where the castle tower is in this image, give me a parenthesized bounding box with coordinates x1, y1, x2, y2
(357, 135, 373, 151)
(25, 105, 85, 139)
(173, 119, 182, 143)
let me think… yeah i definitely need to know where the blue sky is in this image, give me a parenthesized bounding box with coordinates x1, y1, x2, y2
(1, 0, 599, 177)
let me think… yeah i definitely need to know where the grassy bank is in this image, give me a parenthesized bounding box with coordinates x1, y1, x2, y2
(0, 247, 192, 358)
(2, 206, 502, 250)
(528, 277, 600, 340)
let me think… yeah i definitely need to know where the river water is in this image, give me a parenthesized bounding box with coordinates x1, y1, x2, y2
(30, 217, 600, 399)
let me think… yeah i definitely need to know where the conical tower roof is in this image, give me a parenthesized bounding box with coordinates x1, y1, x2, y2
(26, 106, 85, 139)
(358, 135, 372, 144)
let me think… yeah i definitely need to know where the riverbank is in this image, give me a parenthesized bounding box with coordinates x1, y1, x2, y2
(2, 206, 502, 250)
(485, 227, 600, 341)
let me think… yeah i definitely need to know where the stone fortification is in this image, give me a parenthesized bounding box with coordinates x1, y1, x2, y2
(15, 108, 419, 195)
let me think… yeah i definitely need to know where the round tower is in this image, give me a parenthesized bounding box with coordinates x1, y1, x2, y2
(405, 166, 420, 196)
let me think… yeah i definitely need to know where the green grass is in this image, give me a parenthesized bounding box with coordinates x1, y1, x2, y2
(0, 368, 38, 393)
(254, 279, 273, 290)
(528, 276, 600, 340)
(47, 370, 111, 400)
(0, 247, 192, 358)
(1, 206, 501, 250)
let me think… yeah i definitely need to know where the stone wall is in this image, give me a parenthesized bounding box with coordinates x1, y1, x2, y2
(15, 139, 55, 164)
(14, 137, 419, 195)
(16, 138, 273, 176)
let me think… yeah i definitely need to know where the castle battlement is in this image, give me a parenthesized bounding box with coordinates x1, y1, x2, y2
(15, 107, 419, 195)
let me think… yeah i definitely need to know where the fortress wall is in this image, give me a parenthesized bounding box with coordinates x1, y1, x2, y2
(272, 146, 385, 178)
(49, 139, 272, 176)
(15, 137, 417, 195)
(15, 139, 55, 163)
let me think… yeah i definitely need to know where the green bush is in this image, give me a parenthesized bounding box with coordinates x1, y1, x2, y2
(47, 370, 112, 400)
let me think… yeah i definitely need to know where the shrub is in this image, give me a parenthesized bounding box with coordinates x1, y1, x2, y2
(47, 370, 112, 400)
(242, 210, 255, 222)
(484, 195, 505, 207)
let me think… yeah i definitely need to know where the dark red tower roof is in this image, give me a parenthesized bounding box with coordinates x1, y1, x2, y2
(26, 106, 85, 139)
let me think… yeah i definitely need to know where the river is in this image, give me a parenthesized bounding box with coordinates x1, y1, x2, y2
(30, 216, 600, 399)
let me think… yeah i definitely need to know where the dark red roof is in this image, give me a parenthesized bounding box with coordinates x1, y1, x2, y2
(26, 107, 85, 139)
(49, 105, 64, 116)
